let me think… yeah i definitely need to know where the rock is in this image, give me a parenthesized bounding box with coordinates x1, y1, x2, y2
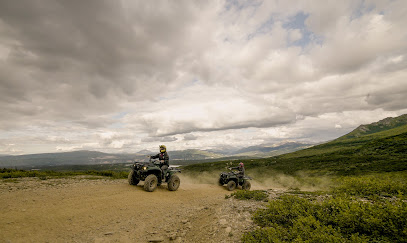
(172, 237, 182, 243)
(104, 232, 114, 236)
(219, 219, 227, 225)
(181, 219, 189, 224)
(148, 237, 164, 242)
(168, 233, 177, 240)
(225, 227, 232, 233)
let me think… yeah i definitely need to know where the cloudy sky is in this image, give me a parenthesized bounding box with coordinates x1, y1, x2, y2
(1, 0, 407, 155)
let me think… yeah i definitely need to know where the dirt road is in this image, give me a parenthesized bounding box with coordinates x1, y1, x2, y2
(0, 175, 261, 243)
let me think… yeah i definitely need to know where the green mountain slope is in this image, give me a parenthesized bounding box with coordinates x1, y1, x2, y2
(184, 114, 407, 176)
(281, 114, 407, 159)
(340, 114, 407, 139)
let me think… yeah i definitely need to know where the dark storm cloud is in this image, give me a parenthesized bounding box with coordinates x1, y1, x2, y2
(140, 110, 297, 137)
(365, 87, 407, 111)
(0, 0, 207, 129)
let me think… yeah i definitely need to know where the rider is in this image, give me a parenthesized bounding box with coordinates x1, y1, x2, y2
(230, 162, 245, 178)
(150, 145, 169, 178)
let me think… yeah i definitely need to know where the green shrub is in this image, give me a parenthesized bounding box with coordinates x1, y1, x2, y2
(332, 172, 407, 199)
(243, 195, 407, 242)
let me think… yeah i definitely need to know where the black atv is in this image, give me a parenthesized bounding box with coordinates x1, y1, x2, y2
(218, 167, 252, 191)
(128, 158, 181, 192)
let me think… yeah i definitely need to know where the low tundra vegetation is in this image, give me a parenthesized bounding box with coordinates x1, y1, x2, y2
(0, 168, 128, 179)
(241, 171, 407, 243)
(228, 190, 268, 201)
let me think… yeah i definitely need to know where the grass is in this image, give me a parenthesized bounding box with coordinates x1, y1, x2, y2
(0, 168, 128, 179)
(182, 131, 407, 177)
(331, 172, 407, 199)
(243, 195, 407, 242)
(227, 190, 268, 201)
(242, 171, 407, 243)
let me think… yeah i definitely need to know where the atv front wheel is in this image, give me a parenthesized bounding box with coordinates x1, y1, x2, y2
(227, 180, 236, 191)
(144, 174, 158, 192)
(242, 180, 251, 190)
(218, 178, 223, 186)
(168, 175, 180, 191)
(128, 170, 139, 185)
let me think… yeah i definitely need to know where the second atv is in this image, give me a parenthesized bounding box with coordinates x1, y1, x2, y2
(128, 158, 181, 192)
(218, 167, 252, 191)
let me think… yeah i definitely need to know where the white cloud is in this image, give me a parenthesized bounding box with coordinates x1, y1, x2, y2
(0, 0, 407, 155)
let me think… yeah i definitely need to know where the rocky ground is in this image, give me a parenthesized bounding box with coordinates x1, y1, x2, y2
(0, 175, 277, 243)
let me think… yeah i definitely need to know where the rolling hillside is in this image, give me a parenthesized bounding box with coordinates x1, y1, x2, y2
(184, 114, 407, 176)
(0, 151, 135, 168)
(0, 142, 311, 169)
(232, 142, 313, 157)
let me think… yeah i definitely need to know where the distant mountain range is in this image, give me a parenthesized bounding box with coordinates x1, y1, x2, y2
(0, 141, 312, 169)
(184, 113, 407, 176)
(4, 114, 406, 170)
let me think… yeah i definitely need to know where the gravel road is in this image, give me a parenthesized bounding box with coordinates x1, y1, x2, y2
(0, 175, 263, 243)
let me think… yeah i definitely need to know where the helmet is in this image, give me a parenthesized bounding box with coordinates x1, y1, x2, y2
(159, 145, 166, 153)
(239, 162, 244, 167)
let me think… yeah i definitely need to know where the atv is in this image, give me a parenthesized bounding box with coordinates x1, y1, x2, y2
(218, 167, 252, 191)
(128, 158, 181, 192)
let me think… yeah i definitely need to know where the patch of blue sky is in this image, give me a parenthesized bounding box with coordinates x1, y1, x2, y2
(246, 11, 323, 48)
(247, 14, 275, 40)
(240, 128, 256, 134)
(190, 78, 201, 85)
(224, 0, 262, 12)
(179, 78, 201, 90)
(351, 0, 376, 21)
(283, 12, 323, 49)
(112, 111, 128, 119)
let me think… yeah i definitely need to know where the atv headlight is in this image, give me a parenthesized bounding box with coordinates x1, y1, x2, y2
(142, 166, 147, 170)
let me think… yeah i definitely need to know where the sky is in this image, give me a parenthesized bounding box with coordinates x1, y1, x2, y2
(1, 0, 407, 155)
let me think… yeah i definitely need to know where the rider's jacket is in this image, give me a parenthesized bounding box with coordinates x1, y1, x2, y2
(151, 152, 169, 166)
(231, 166, 245, 176)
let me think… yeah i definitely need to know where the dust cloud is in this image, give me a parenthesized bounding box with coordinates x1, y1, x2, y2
(179, 168, 333, 192)
(178, 171, 221, 185)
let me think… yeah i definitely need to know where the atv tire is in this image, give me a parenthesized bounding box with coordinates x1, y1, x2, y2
(218, 178, 223, 186)
(227, 180, 236, 191)
(242, 180, 251, 190)
(168, 175, 180, 191)
(128, 170, 139, 185)
(144, 174, 158, 192)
